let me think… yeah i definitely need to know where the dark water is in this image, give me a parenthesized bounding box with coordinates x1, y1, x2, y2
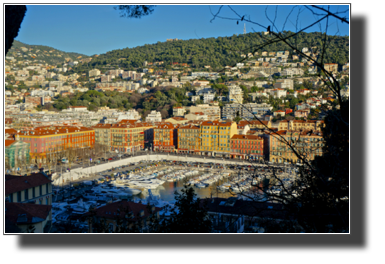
(138, 175, 236, 202)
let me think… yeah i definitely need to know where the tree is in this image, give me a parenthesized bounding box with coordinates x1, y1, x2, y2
(5, 5, 27, 56)
(114, 5, 156, 19)
(210, 5, 349, 233)
(156, 186, 212, 233)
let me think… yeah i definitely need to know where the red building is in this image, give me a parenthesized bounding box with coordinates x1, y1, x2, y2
(230, 134, 264, 160)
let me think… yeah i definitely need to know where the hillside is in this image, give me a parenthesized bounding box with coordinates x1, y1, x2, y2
(7, 40, 90, 65)
(85, 31, 348, 71)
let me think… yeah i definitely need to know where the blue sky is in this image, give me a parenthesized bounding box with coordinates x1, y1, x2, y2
(15, 4, 349, 56)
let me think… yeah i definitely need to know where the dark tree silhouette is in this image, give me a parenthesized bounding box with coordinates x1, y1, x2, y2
(114, 5, 156, 19)
(5, 5, 27, 56)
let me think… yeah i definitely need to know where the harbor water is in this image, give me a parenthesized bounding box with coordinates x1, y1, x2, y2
(138, 178, 236, 202)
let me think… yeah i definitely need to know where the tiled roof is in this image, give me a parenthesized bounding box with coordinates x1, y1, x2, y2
(169, 117, 187, 121)
(238, 120, 269, 126)
(178, 124, 200, 130)
(85, 201, 161, 221)
(5, 139, 16, 147)
(156, 123, 174, 129)
(17, 126, 94, 137)
(5, 203, 52, 225)
(201, 121, 233, 127)
(5, 173, 52, 195)
(231, 134, 263, 140)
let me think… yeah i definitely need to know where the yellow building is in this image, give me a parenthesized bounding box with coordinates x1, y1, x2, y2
(289, 120, 324, 132)
(269, 130, 324, 164)
(200, 121, 237, 157)
(278, 120, 325, 132)
(177, 124, 201, 154)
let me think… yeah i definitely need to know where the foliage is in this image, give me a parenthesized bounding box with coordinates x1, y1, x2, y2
(8, 40, 89, 65)
(156, 186, 212, 233)
(76, 32, 348, 72)
(114, 5, 156, 19)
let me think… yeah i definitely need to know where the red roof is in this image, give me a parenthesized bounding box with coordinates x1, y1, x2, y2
(231, 134, 263, 140)
(85, 201, 161, 221)
(5, 173, 52, 195)
(5, 139, 16, 147)
(5, 203, 52, 225)
(201, 121, 233, 127)
(170, 117, 187, 121)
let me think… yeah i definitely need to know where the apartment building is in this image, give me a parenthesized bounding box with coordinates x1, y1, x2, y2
(274, 79, 294, 90)
(110, 122, 153, 153)
(230, 134, 264, 160)
(146, 110, 162, 123)
(221, 103, 243, 121)
(5, 171, 54, 233)
(173, 107, 186, 117)
(228, 85, 244, 103)
(324, 63, 339, 73)
(269, 130, 324, 164)
(177, 123, 201, 154)
(5, 139, 30, 171)
(89, 69, 101, 77)
(93, 123, 112, 147)
(200, 121, 237, 157)
(153, 123, 177, 152)
(17, 126, 95, 168)
(242, 103, 273, 120)
(190, 104, 221, 121)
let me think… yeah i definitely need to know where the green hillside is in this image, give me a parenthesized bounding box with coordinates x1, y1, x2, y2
(86, 31, 348, 71)
(7, 40, 89, 65)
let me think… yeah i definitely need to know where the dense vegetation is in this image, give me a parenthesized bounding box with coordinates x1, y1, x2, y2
(40, 86, 194, 119)
(74, 31, 349, 72)
(7, 40, 89, 65)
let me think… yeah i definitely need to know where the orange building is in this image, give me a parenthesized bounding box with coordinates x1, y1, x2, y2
(17, 126, 95, 167)
(153, 122, 177, 152)
(110, 122, 154, 153)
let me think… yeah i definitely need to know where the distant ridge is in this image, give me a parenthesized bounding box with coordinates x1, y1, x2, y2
(87, 31, 348, 70)
(8, 40, 89, 65)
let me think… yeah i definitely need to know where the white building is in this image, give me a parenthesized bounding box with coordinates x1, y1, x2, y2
(89, 69, 101, 77)
(145, 110, 162, 123)
(203, 92, 215, 104)
(270, 88, 287, 98)
(228, 85, 244, 104)
(274, 79, 294, 90)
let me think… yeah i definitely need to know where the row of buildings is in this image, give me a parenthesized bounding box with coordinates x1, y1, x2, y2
(5, 117, 325, 170)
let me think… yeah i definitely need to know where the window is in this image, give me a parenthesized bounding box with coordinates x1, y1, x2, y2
(39, 185, 42, 196)
(46, 184, 49, 194)
(25, 189, 29, 200)
(32, 187, 35, 198)
(17, 191, 21, 202)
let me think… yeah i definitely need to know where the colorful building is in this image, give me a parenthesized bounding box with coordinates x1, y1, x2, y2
(200, 121, 237, 157)
(153, 123, 177, 152)
(177, 124, 201, 154)
(230, 134, 264, 160)
(110, 122, 153, 153)
(269, 130, 324, 164)
(17, 126, 95, 168)
(5, 139, 30, 173)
